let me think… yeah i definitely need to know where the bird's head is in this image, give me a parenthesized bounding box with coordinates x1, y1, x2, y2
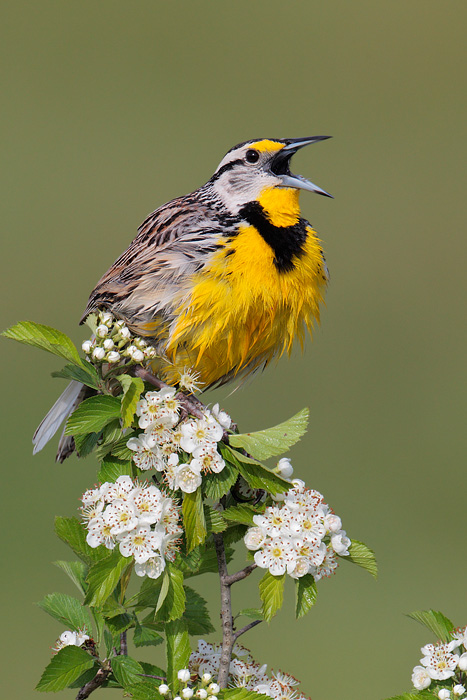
(209, 137, 332, 215)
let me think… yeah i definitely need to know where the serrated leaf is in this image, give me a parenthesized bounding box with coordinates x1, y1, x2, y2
(259, 571, 285, 622)
(183, 586, 215, 635)
(204, 505, 227, 533)
(295, 574, 317, 619)
(125, 678, 165, 699)
(105, 613, 135, 636)
(85, 548, 132, 608)
(385, 694, 434, 700)
(118, 375, 145, 428)
(111, 655, 145, 689)
(53, 560, 88, 595)
(222, 445, 290, 496)
(37, 592, 92, 633)
(36, 646, 95, 692)
(100, 431, 136, 461)
(202, 461, 239, 500)
(166, 618, 191, 691)
(155, 563, 186, 622)
(3, 321, 83, 367)
(55, 516, 108, 565)
(98, 455, 133, 483)
(223, 503, 259, 526)
(182, 489, 207, 552)
(52, 362, 99, 389)
(74, 430, 101, 458)
(407, 610, 454, 643)
(222, 523, 248, 547)
(229, 408, 309, 460)
(345, 540, 378, 579)
(133, 624, 164, 647)
(224, 689, 272, 700)
(65, 395, 121, 436)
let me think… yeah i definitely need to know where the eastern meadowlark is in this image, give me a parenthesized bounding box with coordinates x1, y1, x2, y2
(33, 136, 332, 459)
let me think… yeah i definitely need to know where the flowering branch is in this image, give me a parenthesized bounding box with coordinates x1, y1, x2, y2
(213, 531, 235, 688)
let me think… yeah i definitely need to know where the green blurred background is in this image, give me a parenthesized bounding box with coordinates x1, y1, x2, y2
(1, 1, 466, 698)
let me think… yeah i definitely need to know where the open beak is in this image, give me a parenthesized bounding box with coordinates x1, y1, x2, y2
(271, 136, 333, 198)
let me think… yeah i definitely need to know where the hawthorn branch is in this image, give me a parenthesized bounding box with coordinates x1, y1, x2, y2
(213, 531, 234, 688)
(225, 563, 257, 586)
(75, 665, 111, 700)
(119, 631, 127, 656)
(233, 619, 263, 642)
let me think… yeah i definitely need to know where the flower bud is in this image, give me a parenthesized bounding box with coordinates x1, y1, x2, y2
(158, 684, 170, 696)
(132, 349, 145, 362)
(120, 326, 131, 339)
(182, 689, 194, 699)
(438, 690, 451, 700)
(201, 673, 212, 684)
(92, 347, 106, 361)
(100, 311, 113, 326)
(96, 324, 109, 338)
(276, 457, 293, 478)
(208, 684, 220, 696)
(107, 351, 121, 364)
(196, 690, 208, 699)
(82, 340, 92, 354)
(177, 669, 190, 682)
(459, 653, 467, 671)
(103, 338, 114, 350)
(454, 686, 466, 697)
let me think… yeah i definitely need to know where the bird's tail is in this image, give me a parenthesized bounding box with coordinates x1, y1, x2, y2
(32, 381, 90, 462)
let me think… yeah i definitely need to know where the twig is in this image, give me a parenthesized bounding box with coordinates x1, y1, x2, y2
(225, 563, 257, 586)
(213, 531, 234, 688)
(233, 619, 263, 642)
(75, 666, 111, 700)
(119, 630, 127, 656)
(140, 674, 167, 681)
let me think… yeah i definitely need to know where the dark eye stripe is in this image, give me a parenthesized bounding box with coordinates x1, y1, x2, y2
(210, 159, 244, 183)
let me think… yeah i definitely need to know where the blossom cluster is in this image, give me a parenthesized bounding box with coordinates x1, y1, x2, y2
(127, 386, 230, 494)
(189, 640, 309, 700)
(157, 668, 220, 700)
(82, 309, 158, 365)
(81, 475, 182, 579)
(412, 627, 467, 696)
(53, 629, 89, 652)
(244, 480, 351, 579)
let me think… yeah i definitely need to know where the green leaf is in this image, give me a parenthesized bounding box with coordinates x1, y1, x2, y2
(133, 624, 163, 647)
(295, 574, 318, 619)
(36, 646, 95, 692)
(104, 432, 136, 461)
(183, 587, 215, 635)
(385, 694, 434, 700)
(74, 431, 101, 458)
(53, 560, 88, 595)
(125, 677, 164, 700)
(98, 455, 133, 483)
(222, 503, 259, 526)
(202, 461, 239, 500)
(3, 321, 83, 367)
(182, 489, 207, 552)
(55, 516, 108, 565)
(224, 689, 272, 700)
(105, 613, 135, 636)
(154, 563, 186, 622)
(407, 610, 454, 643)
(166, 618, 191, 691)
(37, 592, 92, 633)
(204, 505, 227, 533)
(85, 549, 132, 608)
(222, 523, 248, 547)
(222, 445, 290, 495)
(65, 395, 121, 436)
(259, 571, 285, 622)
(229, 408, 309, 460)
(345, 540, 378, 579)
(119, 374, 145, 428)
(111, 655, 145, 689)
(52, 362, 99, 389)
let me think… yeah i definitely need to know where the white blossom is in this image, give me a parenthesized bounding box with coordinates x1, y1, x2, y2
(180, 416, 223, 453)
(190, 444, 225, 474)
(134, 553, 166, 579)
(208, 683, 220, 695)
(82, 340, 92, 354)
(330, 531, 351, 556)
(178, 669, 191, 682)
(107, 351, 121, 363)
(86, 515, 116, 549)
(210, 403, 231, 430)
(159, 685, 170, 695)
(421, 642, 459, 680)
(174, 461, 203, 494)
(454, 685, 466, 696)
(276, 458, 294, 479)
(104, 499, 139, 535)
(182, 689, 194, 699)
(439, 690, 451, 700)
(96, 324, 109, 338)
(127, 433, 165, 471)
(458, 653, 467, 671)
(92, 346, 105, 361)
(103, 338, 114, 350)
(411, 665, 431, 690)
(117, 523, 162, 563)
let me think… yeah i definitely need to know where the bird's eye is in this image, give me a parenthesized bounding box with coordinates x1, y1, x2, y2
(245, 149, 259, 164)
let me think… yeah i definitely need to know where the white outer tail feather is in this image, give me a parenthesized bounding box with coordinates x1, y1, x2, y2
(32, 381, 83, 455)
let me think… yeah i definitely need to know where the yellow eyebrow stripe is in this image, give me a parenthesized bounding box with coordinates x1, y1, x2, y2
(249, 139, 284, 153)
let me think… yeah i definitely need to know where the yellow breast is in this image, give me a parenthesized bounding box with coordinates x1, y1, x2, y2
(159, 188, 328, 388)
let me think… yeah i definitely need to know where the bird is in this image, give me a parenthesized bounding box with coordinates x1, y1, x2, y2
(33, 136, 332, 460)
